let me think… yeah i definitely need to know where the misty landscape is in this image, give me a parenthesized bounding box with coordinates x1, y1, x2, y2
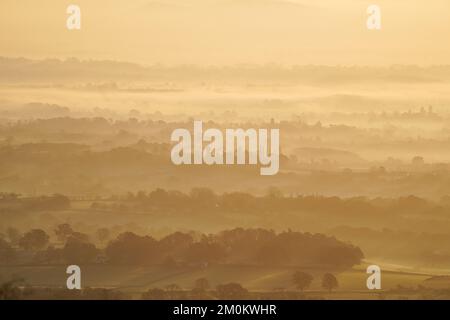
(1, 57, 450, 300)
(2, 0, 450, 301)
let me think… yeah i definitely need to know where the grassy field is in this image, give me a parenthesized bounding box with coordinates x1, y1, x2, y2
(0, 262, 442, 299)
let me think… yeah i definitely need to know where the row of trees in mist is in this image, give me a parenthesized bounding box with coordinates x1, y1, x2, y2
(1, 188, 436, 217)
(3, 116, 446, 146)
(0, 193, 70, 212)
(3, 57, 450, 83)
(0, 226, 363, 269)
(105, 188, 436, 216)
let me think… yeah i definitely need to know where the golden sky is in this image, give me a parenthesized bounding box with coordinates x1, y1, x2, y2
(1, 0, 450, 66)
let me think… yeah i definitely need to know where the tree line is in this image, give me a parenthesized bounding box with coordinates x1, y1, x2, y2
(0, 226, 363, 268)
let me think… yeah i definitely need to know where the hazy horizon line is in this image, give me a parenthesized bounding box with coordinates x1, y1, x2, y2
(3, 55, 450, 70)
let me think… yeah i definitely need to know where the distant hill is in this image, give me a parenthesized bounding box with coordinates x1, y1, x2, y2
(1, 57, 450, 84)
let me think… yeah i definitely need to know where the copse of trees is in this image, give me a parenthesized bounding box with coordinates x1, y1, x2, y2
(18, 229, 49, 251)
(103, 228, 363, 268)
(0, 225, 100, 265)
(105, 232, 159, 265)
(0, 227, 363, 269)
(61, 237, 98, 264)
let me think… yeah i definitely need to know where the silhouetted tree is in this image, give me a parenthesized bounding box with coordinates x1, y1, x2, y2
(18, 229, 49, 251)
(105, 232, 158, 264)
(322, 273, 338, 293)
(292, 271, 313, 291)
(62, 237, 98, 264)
